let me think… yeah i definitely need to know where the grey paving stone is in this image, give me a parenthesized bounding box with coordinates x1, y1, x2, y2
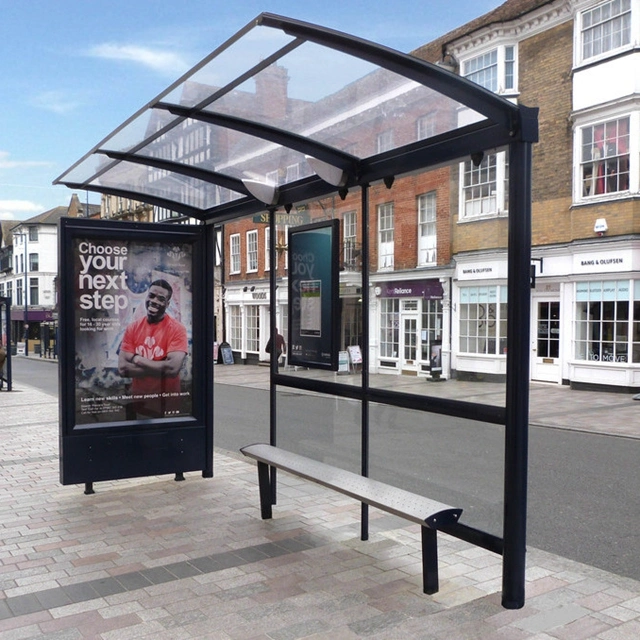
(6, 592, 43, 616)
(115, 571, 154, 591)
(86, 576, 127, 597)
(62, 582, 100, 603)
(139, 566, 176, 585)
(164, 560, 203, 579)
(35, 587, 74, 610)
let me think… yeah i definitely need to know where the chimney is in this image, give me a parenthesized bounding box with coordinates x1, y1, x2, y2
(255, 64, 289, 118)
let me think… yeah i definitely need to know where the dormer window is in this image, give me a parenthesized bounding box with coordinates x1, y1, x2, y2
(462, 45, 517, 94)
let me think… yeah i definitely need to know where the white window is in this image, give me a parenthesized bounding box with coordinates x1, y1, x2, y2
(378, 203, 394, 270)
(459, 286, 508, 355)
(418, 192, 437, 265)
(380, 298, 399, 358)
(265, 228, 270, 271)
(579, 116, 630, 198)
(28, 227, 38, 242)
(343, 211, 357, 268)
(580, 0, 631, 62)
(417, 113, 436, 140)
(246, 230, 258, 273)
(229, 306, 242, 350)
(229, 234, 240, 274)
(377, 130, 394, 153)
(462, 45, 517, 94)
(574, 280, 637, 362)
(246, 305, 259, 352)
(286, 164, 299, 182)
(460, 151, 509, 219)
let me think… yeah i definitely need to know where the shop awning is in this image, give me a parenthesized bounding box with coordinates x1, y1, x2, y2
(54, 13, 537, 224)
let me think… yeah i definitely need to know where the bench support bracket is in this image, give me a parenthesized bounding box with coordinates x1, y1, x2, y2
(422, 527, 438, 594)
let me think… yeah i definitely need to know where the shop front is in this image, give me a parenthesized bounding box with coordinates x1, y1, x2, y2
(373, 278, 447, 378)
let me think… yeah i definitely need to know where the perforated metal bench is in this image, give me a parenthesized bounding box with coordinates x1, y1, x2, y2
(240, 443, 462, 594)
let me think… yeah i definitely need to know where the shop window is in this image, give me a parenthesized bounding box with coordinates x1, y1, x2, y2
(229, 234, 240, 274)
(580, 116, 630, 198)
(229, 306, 242, 350)
(379, 298, 399, 358)
(418, 192, 437, 265)
(575, 280, 634, 362)
(421, 299, 443, 361)
(459, 285, 508, 355)
(246, 305, 259, 352)
(580, 0, 631, 62)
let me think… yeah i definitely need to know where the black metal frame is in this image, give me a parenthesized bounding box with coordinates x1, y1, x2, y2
(0, 296, 12, 391)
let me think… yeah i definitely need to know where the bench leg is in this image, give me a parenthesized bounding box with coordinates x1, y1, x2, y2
(256, 461, 273, 520)
(422, 527, 439, 594)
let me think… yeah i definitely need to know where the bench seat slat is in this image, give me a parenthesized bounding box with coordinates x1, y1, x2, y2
(241, 443, 461, 529)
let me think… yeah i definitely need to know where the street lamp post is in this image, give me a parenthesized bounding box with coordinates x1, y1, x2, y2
(13, 232, 28, 356)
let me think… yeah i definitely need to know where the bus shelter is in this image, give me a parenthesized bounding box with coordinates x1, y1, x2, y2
(55, 13, 538, 608)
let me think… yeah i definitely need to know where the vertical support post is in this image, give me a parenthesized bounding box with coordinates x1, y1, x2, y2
(360, 184, 370, 541)
(256, 461, 273, 519)
(421, 527, 439, 594)
(268, 208, 278, 506)
(502, 138, 533, 609)
(203, 223, 215, 478)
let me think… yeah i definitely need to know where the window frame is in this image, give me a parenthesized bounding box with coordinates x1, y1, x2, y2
(229, 233, 241, 274)
(461, 44, 518, 94)
(379, 298, 400, 359)
(576, 0, 632, 65)
(417, 192, 437, 266)
(575, 113, 633, 202)
(246, 229, 258, 273)
(458, 285, 508, 356)
(377, 202, 394, 270)
(459, 150, 509, 220)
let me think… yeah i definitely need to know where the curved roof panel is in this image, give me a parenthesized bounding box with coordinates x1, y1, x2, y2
(54, 13, 536, 223)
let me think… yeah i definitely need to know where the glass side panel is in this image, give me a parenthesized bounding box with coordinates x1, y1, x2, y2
(277, 389, 361, 474)
(369, 403, 504, 537)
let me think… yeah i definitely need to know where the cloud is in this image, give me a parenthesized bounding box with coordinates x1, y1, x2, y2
(88, 42, 189, 76)
(0, 151, 51, 170)
(0, 200, 44, 221)
(29, 90, 83, 115)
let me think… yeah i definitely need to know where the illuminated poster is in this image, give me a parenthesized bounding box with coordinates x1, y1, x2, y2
(73, 237, 193, 424)
(288, 219, 339, 370)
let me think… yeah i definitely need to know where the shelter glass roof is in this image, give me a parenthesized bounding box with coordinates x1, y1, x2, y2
(55, 13, 531, 223)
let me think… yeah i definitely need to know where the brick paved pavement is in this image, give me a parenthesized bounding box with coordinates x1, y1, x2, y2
(1, 369, 639, 638)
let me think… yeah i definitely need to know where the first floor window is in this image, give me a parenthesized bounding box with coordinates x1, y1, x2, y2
(575, 280, 639, 362)
(230, 234, 240, 274)
(343, 210, 357, 268)
(246, 306, 259, 352)
(580, 116, 629, 197)
(246, 230, 258, 272)
(229, 306, 242, 350)
(459, 285, 508, 355)
(29, 253, 39, 271)
(378, 203, 394, 270)
(461, 151, 508, 219)
(29, 278, 38, 306)
(16, 279, 23, 306)
(379, 298, 399, 358)
(418, 192, 437, 265)
(265, 228, 271, 271)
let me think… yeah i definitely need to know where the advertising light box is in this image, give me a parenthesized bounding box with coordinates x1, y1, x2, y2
(58, 218, 213, 486)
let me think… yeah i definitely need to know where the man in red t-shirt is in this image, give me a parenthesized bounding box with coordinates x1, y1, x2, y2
(118, 279, 188, 418)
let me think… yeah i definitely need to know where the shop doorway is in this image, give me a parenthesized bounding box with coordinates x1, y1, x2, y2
(531, 299, 561, 383)
(401, 300, 419, 373)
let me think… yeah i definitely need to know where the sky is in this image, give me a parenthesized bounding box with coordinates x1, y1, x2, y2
(0, 0, 503, 221)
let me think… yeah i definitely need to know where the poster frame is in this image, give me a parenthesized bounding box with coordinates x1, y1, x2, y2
(58, 217, 213, 485)
(287, 219, 340, 371)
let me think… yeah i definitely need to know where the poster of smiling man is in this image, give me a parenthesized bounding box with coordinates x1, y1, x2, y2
(60, 219, 204, 427)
